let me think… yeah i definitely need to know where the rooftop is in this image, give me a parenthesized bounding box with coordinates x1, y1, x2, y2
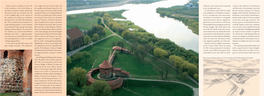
(67, 27, 83, 39)
(99, 60, 112, 69)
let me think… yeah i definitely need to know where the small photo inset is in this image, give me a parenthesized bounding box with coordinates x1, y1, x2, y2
(0, 50, 32, 96)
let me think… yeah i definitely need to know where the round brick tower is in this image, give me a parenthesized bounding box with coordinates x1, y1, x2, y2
(99, 60, 113, 79)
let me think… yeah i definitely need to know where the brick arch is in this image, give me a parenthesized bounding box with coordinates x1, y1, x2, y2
(24, 60, 32, 96)
(22, 50, 32, 95)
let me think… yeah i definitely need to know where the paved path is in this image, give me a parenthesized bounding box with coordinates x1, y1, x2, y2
(67, 34, 116, 56)
(101, 17, 198, 85)
(125, 78, 198, 96)
(123, 87, 143, 96)
(71, 90, 79, 95)
(67, 18, 198, 93)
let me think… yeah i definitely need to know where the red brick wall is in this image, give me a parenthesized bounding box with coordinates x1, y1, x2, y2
(23, 50, 32, 95)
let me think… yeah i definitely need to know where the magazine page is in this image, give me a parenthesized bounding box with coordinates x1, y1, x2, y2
(0, 0, 66, 96)
(200, 0, 263, 96)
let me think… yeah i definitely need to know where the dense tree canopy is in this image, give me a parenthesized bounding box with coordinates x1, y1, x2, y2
(72, 52, 83, 63)
(92, 33, 100, 41)
(154, 48, 168, 59)
(67, 56, 72, 65)
(90, 80, 112, 96)
(69, 67, 87, 85)
(82, 51, 92, 61)
(169, 55, 184, 68)
(84, 36, 91, 44)
(181, 72, 188, 80)
(188, 64, 198, 76)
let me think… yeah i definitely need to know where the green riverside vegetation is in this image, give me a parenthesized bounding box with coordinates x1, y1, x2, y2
(67, 9, 198, 96)
(156, 0, 199, 35)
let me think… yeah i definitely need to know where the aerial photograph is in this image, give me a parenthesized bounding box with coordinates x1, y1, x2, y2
(66, 0, 199, 96)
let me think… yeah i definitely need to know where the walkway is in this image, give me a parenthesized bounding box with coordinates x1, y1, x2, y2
(125, 78, 198, 96)
(67, 17, 198, 87)
(67, 34, 115, 56)
(101, 18, 198, 85)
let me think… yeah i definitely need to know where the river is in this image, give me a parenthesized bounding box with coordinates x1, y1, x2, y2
(67, 0, 199, 52)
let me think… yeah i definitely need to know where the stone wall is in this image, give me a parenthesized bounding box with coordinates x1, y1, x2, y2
(0, 50, 32, 95)
(0, 50, 24, 93)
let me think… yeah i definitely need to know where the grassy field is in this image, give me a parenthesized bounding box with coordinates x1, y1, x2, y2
(113, 80, 193, 96)
(0, 92, 18, 96)
(113, 53, 160, 76)
(67, 15, 97, 30)
(67, 10, 198, 95)
(106, 10, 127, 19)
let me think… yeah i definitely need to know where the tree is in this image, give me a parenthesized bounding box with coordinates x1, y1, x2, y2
(188, 64, 198, 76)
(67, 82, 75, 95)
(77, 85, 92, 96)
(154, 48, 168, 59)
(92, 33, 100, 41)
(180, 61, 190, 72)
(82, 51, 91, 61)
(72, 52, 83, 63)
(169, 55, 184, 68)
(67, 56, 72, 65)
(138, 27, 146, 32)
(159, 70, 164, 79)
(97, 18, 102, 24)
(84, 36, 91, 45)
(70, 67, 87, 85)
(90, 80, 112, 96)
(193, 73, 199, 81)
(137, 44, 147, 60)
(181, 72, 188, 80)
(122, 30, 130, 38)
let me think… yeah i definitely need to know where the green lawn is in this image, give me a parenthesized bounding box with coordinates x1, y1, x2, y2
(67, 35, 197, 92)
(113, 53, 160, 76)
(67, 36, 128, 91)
(67, 16, 97, 30)
(113, 80, 193, 96)
(0, 92, 18, 96)
(106, 10, 127, 19)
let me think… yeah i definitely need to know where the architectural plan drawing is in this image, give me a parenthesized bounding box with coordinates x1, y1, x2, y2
(203, 59, 259, 96)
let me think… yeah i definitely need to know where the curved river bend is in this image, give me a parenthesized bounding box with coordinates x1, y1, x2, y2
(67, 0, 199, 52)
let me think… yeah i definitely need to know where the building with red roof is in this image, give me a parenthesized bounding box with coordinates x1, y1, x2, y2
(67, 27, 84, 50)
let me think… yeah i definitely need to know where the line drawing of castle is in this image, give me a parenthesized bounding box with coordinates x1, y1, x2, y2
(203, 59, 259, 96)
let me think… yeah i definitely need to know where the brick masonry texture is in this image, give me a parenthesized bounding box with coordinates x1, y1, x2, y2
(0, 50, 32, 95)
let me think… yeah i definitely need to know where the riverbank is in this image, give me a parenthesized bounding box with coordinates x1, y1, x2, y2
(67, 0, 162, 11)
(156, 1, 199, 35)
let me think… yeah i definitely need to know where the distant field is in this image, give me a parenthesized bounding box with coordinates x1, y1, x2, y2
(106, 10, 127, 19)
(67, 15, 97, 30)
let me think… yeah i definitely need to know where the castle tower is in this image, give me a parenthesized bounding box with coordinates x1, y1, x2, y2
(99, 60, 112, 79)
